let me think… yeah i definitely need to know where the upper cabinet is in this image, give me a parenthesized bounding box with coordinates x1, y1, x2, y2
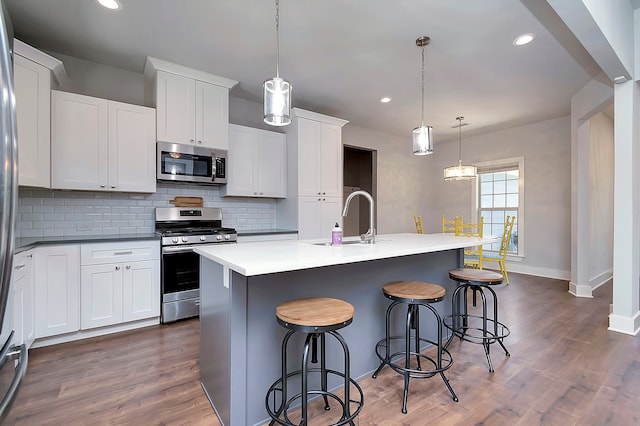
(13, 40, 67, 188)
(223, 124, 287, 198)
(144, 57, 238, 150)
(51, 91, 156, 193)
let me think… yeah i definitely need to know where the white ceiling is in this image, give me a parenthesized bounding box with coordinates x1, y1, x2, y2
(6, 0, 599, 142)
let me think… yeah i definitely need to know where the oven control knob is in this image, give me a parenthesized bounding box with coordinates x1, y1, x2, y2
(200, 236, 206, 242)
(216, 235, 223, 241)
(224, 234, 231, 240)
(181, 237, 189, 243)
(172, 237, 179, 244)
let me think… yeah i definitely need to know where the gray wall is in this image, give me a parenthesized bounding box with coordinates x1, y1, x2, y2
(425, 116, 572, 279)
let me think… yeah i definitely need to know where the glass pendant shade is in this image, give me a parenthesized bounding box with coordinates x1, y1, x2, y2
(412, 124, 433, 155)
(263, 77, 291, 126)
(443, 160, 477, 180)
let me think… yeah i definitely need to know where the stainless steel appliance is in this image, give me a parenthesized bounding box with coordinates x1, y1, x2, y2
(155, 207, 237, 323)
(157, 142, 228, 185)
(0, 1, 28, 421)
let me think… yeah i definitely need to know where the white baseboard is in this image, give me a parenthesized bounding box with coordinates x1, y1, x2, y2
(589, 269, 613, 290)
(568, 281, 594, 298)
(608, 311, 640, 336)
(506, 263, 570, 281)
(32, 317, 160, 349)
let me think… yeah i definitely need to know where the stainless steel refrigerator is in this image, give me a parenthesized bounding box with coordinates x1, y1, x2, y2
(0, 0, 28, 421)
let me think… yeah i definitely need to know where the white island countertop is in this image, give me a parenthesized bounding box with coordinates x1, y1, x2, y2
(194, 233, 496, 276)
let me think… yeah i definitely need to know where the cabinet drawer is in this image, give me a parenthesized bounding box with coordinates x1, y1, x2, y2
(12, 250, 34, 281)
(81, 240, 159, 265)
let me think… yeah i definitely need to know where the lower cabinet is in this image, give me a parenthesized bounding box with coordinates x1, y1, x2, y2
(81, 241, 160, 330)
(12, 249, 35, 348)
(298, 196, 342, 240)
(33, 240, 160, 344)
(34, 245, 81, 339)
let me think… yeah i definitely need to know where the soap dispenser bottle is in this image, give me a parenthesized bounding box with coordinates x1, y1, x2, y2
(331, 222, 343, 245)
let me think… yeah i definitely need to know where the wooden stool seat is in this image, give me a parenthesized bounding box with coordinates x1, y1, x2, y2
(449, 268, 503, 285)
(276, 297, 354, 328)
(382, 280, 445, 302)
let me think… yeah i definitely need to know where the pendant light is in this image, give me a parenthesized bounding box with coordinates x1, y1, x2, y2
(263, 0, 291, 126)
(443, 116, 477, 180)
(412, 36, 434, 155)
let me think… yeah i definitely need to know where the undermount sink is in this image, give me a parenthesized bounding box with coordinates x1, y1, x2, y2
(312, 240, 372, 246)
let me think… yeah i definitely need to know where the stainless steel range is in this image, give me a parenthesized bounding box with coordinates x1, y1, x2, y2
(155, 207, 237, 323)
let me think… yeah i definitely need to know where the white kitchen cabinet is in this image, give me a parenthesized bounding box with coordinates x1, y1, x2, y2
(223, 124, 287, 198)
(13, 40, 66, 188)
(277, 108, 348, 239)
(145, 57, 238, 150)
(298, 196, 342, 240)
(12, 249, 35, 349)
(34, 245, 81, 339)
(296, 114, 343, 198)
(51, 91, 156, 193)
(80, 241, 160, 330)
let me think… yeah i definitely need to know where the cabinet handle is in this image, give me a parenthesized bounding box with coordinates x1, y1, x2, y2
(317, 192, 321, 195)
(322, 198, 326, 201)
(115, 266, 120, 271)
(259, 192, 263, 195)
(114, 251, 133, 255)
(318, 198, 321, 201)
(126, 265, 131, 270)
(254, 192, 258, 195)
(26, 254, 32, 258)
(14, 264, 25, 270)
(197, 140, 202, 145)
(111, 185, 116, 189)
(100, 185, 106, 188)
(322, 192, 326, 195)
(190, 139, 195, 144)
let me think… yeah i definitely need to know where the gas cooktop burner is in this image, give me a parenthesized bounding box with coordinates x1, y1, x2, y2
(155, 207, 237, 246)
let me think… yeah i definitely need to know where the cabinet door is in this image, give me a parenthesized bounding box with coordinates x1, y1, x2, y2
(108, 101, 157, 193)
(298, 196, 341, 240)
(319, 124, 343, 197)
(297, 119, 322, 197)
(195, 81, 229, 149)
(14, 55, 51, 188)
(51, 91, 109, 191)
(258, 131, 287, 198)
(81, 263, 124, 329)
(34, 245, 81, 338)
(123, 260, 160, 322)
(156, 71, 195, 144)
(12, 250, 34, 348)
(226, 124, 257, 196)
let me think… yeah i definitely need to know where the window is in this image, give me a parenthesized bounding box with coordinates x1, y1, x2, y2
(474, 157, 524, 256)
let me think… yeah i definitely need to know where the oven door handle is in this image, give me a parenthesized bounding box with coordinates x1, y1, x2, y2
(162, 246, 196, 254)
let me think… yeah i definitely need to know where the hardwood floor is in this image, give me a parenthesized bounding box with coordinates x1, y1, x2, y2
(5, 273, 640, 425)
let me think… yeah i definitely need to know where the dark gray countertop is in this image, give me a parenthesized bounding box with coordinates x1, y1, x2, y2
(15, 233, 160, 252)
(236, 229, 297, 237)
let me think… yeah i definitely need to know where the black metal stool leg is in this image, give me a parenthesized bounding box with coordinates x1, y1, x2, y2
(373, 302, 396, 378)
(425, 303, 458, 402)
(319, 333, 330, 410)
(485, 285, 511, 357)
(410, 304, 422, 371)
(478, 288, 494, 373)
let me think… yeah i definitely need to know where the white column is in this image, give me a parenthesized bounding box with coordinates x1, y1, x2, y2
(609, 80, 640, 335)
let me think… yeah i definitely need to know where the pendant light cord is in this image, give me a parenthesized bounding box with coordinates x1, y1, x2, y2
(275, 0, 280, 78)
(457, 116, 463, 162)
(420, 45, 425, 127)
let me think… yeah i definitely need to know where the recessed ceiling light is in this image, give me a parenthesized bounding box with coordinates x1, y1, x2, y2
(513, 33, 535, 46)
(380, 97, 391, 103)
(97, 0, 121, 10)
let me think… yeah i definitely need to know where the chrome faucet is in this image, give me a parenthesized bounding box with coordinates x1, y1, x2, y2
(342, 190, 376, 244)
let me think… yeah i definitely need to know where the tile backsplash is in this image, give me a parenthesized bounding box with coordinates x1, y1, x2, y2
(16, 183, 278, 238)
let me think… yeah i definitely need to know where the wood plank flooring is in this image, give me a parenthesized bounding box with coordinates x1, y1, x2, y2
(5, 273, 640, 425)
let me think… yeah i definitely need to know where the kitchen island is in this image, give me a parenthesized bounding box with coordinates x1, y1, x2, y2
(195, 233, 495, 425)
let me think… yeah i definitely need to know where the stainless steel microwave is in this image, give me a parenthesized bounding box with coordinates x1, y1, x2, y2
(157, 142, 227, 185)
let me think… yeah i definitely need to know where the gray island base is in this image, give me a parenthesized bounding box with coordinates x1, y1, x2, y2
(196, 233, 496, 425)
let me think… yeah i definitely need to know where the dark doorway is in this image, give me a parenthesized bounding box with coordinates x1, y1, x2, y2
(343, 146, 376, 236)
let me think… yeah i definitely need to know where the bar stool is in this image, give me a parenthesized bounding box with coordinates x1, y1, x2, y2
(265, 297, 364, 425)
(372, 281, 457, 414)
(444, 268, 510, 372)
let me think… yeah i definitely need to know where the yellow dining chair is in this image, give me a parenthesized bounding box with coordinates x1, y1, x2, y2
(481, 216, 515, 284)
(442, 215, 462, 235)
(462, 216, 484, 269)
(414, 215, 424, 234)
